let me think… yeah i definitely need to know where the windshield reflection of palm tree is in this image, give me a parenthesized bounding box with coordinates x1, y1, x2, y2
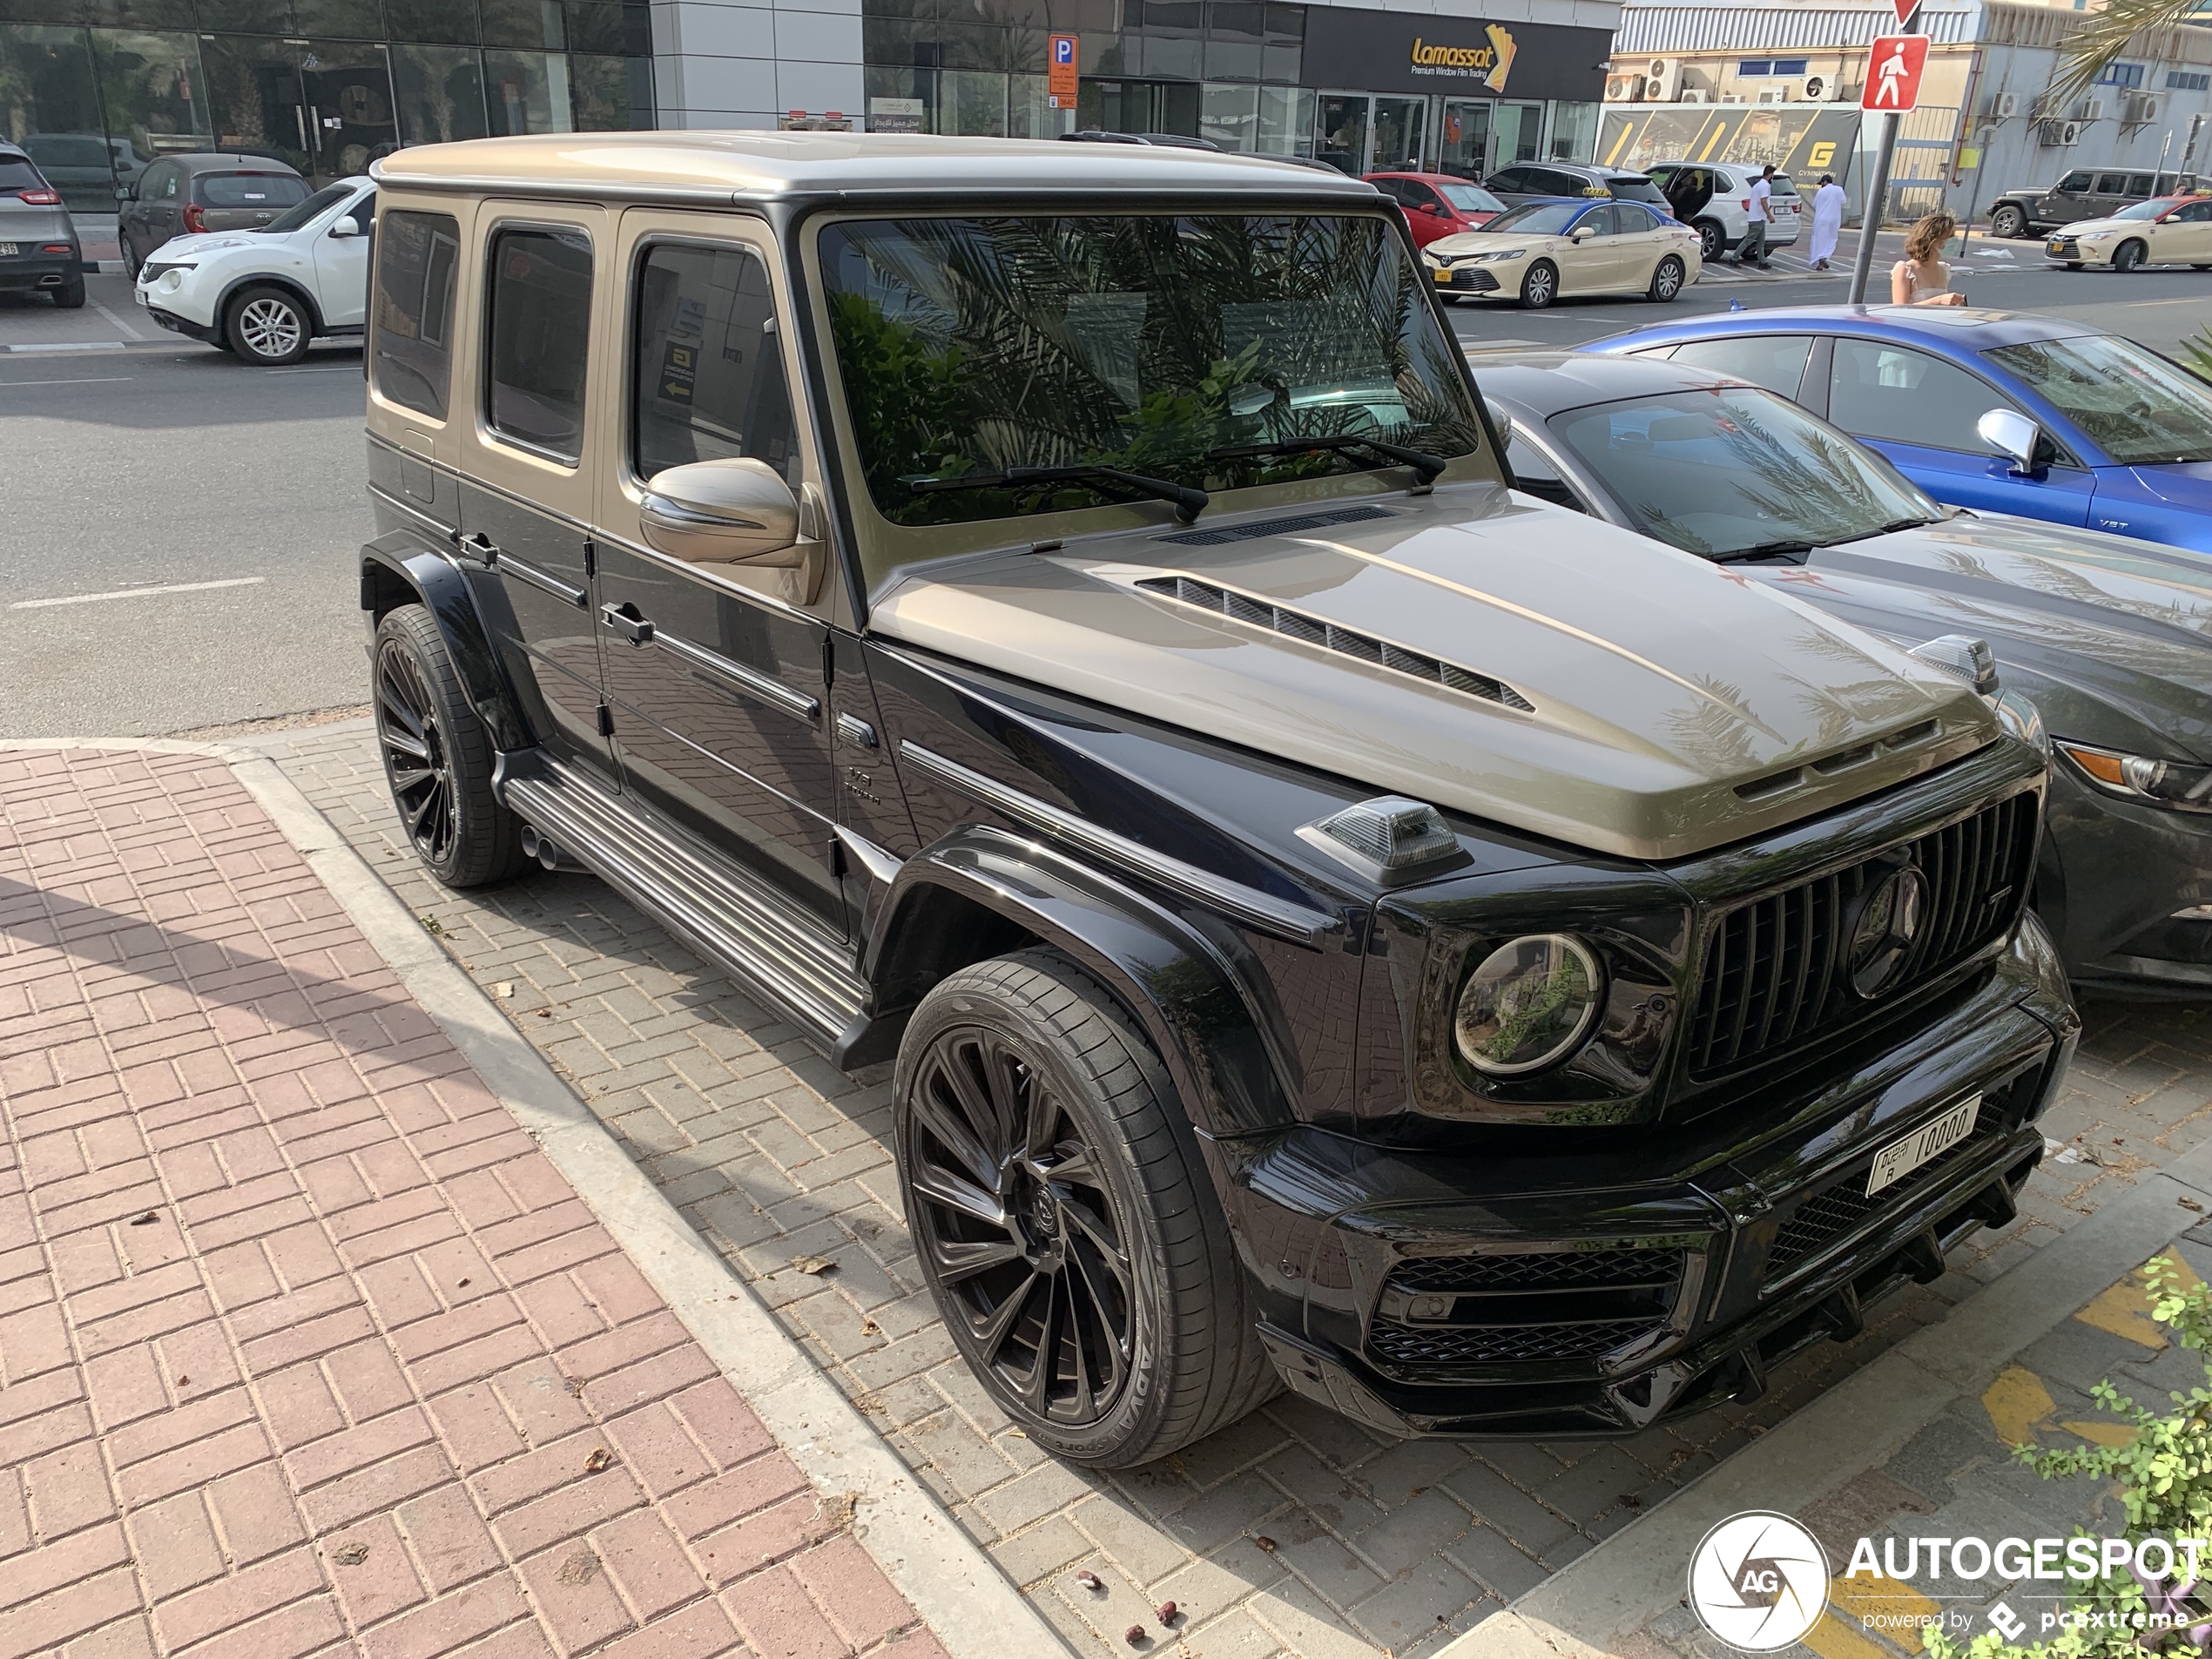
(824, 214, 1481, 524)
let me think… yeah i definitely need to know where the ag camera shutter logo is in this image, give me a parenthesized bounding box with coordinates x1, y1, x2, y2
(1688, 1512, 1831, 1650)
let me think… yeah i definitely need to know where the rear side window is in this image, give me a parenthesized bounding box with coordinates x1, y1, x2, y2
(486, 226, 593, 462)
(373, 209, 462, 421)
(1667, 334, 1814, 398)
(632, 241, 797, 485)
(1829, 340, 2020, 453)
(199, 172, 307, 208)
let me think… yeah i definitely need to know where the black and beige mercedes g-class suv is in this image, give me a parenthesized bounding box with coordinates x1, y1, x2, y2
(358, 132, 2076, 1467)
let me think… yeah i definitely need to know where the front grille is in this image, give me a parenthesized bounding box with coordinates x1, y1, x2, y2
(1367, 1245, 1687, 1371)
(1446, 267, 1500, 292)
(1687, 793, 2036, 1078)
(1766, 1116, 2009, 1277)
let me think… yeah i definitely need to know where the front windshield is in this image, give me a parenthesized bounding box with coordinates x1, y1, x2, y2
(1440, 183, 1502, 214)
(262, 183, 354, 233)
(1984, 334, 2212, 464)
(1484, 202, 1581, 236)
(1547, 384, 1936, 560)
(819, 214, 1486, 528)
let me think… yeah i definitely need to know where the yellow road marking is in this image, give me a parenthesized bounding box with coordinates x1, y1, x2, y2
(1984, 1365, 2055, 1447)
(2060, 1420, 2138, 1447)
(1831, 1574, 1941, 1652)
(1805, 1610, 1902, 1659)
(2074, 1255, 2202, 1349)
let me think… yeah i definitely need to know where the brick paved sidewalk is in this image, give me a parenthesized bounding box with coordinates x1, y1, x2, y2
(0, 746, 942, 1659)
(239, 718, 2212, 1659)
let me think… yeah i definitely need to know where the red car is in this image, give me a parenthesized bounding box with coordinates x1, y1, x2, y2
(1365, 172, 1506, 246)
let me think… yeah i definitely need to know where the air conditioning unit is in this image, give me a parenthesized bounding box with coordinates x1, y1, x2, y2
(1678, 87, 1710, 103)
(1720, 92, 1746, 103)
(1644, 57, 1683, 101)
(1986, 91, 2020, 118)
(1757, 86, 1788, 104)
(2127, 91, 2164, 123)
(2080, 96, 2107, 121)
(1604, 73, 1649, 101)
(2040, 118, 2082, 145)
(1802, 73, 1844, 101)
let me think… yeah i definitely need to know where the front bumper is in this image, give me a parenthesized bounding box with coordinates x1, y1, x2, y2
(2043, 762, 2212, 995)
(143, 304, 222, 344)
(1212, 919, 2077, 1438)
(1431, 263, 1504, 294)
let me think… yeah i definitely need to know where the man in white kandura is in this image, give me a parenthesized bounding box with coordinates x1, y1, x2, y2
(1808, 173, 1846, 271)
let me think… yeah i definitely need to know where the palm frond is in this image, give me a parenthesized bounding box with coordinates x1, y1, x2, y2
(2047, 0, 2192, 112)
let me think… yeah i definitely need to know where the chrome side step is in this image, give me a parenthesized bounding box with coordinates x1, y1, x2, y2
(501, 756, 869, 1042)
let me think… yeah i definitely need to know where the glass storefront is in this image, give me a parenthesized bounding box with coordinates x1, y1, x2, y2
(859, 0, 1599, 176)
(0, 0, 653, 206)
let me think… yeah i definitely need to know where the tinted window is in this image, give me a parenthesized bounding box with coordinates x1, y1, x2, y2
(1768, 176, 1799, 197)
(1401, 182, 1441, 209)
(1665, 335, 1814, 398)
(2178, 200, 2212, 224)
(1615, 203, 1662, 232)
(199, 172, 307, 208)
(486, 226, 593, 462)
(373, 209, 462, 420)
(1828, 341, 2021, 454)
(1606, 175, 1670, 206)
(633, 241, 798, 485)
(2057, 171, 2094, 192)
(2094, 172, 2128, 194)
(2127, 173, 2155, 194)
(1486, 166, 1535, 193)
(0, 158, 42, 192)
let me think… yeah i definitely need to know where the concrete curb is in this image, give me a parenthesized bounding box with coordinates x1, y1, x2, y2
(1441, 1141, 2212, 1659)
(4, 738, 1076, 1659)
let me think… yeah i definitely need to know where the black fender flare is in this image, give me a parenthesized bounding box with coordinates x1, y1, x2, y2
(360, 533, 534, 752)
(861, 826, 1309, 1139)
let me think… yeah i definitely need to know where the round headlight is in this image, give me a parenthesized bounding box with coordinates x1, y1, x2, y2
(1453, 934, 1604, 1076)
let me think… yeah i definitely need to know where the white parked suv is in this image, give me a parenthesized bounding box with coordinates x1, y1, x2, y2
(136, 176, 374, 366)
(1639, 162, 1803, 264)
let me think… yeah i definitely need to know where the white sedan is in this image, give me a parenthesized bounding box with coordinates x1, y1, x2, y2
(2044, 194, 2212, 272)
(136, 176, 374, 366)
(1424, 198, 1703, 310)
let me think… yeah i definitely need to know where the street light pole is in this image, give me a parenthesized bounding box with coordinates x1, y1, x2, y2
(1847, 111, 1900, 304)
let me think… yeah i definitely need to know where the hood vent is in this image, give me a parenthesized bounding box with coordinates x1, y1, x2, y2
(1136, 574, 1536, 712)
(1734, 718, 1945, 803)
(1155, 505, 1397, 547)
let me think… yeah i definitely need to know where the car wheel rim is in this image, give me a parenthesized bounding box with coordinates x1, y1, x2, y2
(239, 298, 301, 358)
(1657, 260, 1681, 298)
(375, 640, 456, 865)
(1530, 269, 1554, 303)
(907, 1029, 1134, 1426)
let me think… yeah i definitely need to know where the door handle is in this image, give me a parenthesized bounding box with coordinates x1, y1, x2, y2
(455, 530, 496, 562)
(600, 602, 655, 646)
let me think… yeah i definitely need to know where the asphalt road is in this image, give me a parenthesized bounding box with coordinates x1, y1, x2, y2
(3, 250, 2208, 740)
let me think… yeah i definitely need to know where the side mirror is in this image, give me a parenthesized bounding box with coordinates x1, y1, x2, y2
(640, 457, 806, 568)
(1978, 408, 2047, 476)
(1571, 224, 1596, 239)
(329, 216, 362, 239)
(1486, 397, 1514, 452)
(115, 183, 134, 202)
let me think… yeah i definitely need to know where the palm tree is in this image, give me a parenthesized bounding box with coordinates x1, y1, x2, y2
(2048, 3, 2203, 112)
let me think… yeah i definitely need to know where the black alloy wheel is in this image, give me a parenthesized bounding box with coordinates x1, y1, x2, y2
(896, 953, 1278, 1467)
(1990, 204, 2027, 239)
(1696, 219, 1726, 262)
(1520, 259, 1559, 309)
(2114, 239, 2148, 273)
(1649, 254, 1686, 302)
(371, 604, 526, 888)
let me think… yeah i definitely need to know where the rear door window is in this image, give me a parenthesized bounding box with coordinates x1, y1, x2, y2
(486, 226, 594, 462)
(199, 172, 307, 207)
(373, 209, 462, 420)
(1828, 340, 2022, 453)
(1665, 334, 1815, 398)
(2127, 172, 2155, 195)
(2094, 172, 2128, 195)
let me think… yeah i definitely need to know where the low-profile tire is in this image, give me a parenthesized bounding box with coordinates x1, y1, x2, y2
(52, 272, 85, 309)
(371, 604, 528, 889)
(1648, 254, 1686, 302)
(1519, 260, 1559, 310)
(1695, 219, 1726, 262)
(225, 283, 311, 364)
(2114, 239, 2148, 273)
(1989, 203, 2027, 239)
(895, 950, 1279, 1468)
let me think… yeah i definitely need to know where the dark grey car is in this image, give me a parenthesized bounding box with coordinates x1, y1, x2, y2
(1480, 160, 1674, 214)
(118, 152, 307, 277)
(0, 144, 84, 308)
(1986, 165, 2199, 239)
(1484, 351, 2212, 996)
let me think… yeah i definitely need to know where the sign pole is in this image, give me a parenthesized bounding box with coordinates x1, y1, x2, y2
(1848, 9, 1924, 305)
(1846, 111, 1899, 304)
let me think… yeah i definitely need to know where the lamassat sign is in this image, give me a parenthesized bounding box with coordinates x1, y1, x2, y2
(1300, 8, 1610, 104)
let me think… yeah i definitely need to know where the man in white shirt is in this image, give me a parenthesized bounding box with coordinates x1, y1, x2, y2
(1735, 165, 1776, 268)
(1807, 173, 1847, 270)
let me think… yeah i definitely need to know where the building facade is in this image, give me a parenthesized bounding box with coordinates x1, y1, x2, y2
(0, 0, 655, 204)
(1602, 0, 2212, 221)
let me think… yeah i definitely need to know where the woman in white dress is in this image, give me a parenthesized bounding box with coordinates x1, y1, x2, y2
(1807, 174, 1846, 270)
(1891, 210, 1967, 307)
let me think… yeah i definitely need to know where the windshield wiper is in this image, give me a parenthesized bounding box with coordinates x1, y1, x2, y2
(1821, 516, 1934, 547)
(1205, 434, 1450, 486)
(903, 465, 1209, 523)
(1711, 540, 1815, 563)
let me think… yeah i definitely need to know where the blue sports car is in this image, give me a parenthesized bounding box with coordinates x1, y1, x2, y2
(1586, 306, 2212, 555)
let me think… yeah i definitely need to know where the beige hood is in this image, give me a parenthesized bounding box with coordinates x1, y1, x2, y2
(872, 486, 2000, 860)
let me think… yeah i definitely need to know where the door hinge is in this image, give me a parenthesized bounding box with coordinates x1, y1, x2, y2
(583, 536, 597, 579)
(595, 702, 615, 738)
